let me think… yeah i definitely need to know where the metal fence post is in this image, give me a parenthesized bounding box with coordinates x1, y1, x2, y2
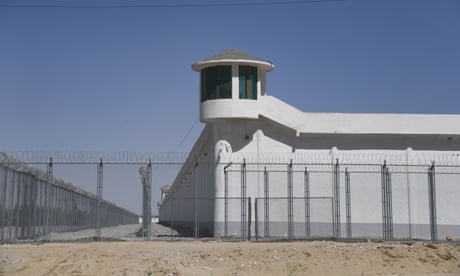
(287, 159, 293, 241)
(345, 168, 351, 239)
(223, 163, 230, 239)
(14, 172, 21, 239)
(139, 160, 152, 240)
(21, 175, 28, 239)
(147, 160, 152, 240)
(333, 159, 341, 240)
(31, 176, 37, 238)
(381, 161, 394, 241)
(241, 159, 247, 240)
(1, 166, 7, 241)
(264, 166, 270, 238)
(8, 169, 15, 240)
(255, 198, 258, 241)
(247, 197, 252, 241)
(428, 162, 437, 243)
(95, 159, 103, 241)
(304, 166, 310, 239)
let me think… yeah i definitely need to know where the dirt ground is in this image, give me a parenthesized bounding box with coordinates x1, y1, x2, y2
(1, 240, 459, 276)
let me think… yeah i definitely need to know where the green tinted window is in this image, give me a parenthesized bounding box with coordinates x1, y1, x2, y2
(239, 66, 257, 100)
(201, 66, 232, 101)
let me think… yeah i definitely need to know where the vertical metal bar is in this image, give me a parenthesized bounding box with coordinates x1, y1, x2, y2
(1, 166, 7, 241)
(50, 184, 56, 233)
(247, 197, 252, 241)
(224, 166, 228, 239)
(287, 159, 293, 241)
(387, 170, 393, 240)
(255, 198, 258, 241)
(264, 166, 269, 238)
(95, 159, 103, 240)
(428, 162, 437, 243)
(381, 161, 393, 241)
(405, 158, 413, 239)
(345, 168, 352, 239)
(333, 159, 341, 240)
(46, 158, 51, 238)
(22, 174, 28, 238)
(8, 169, 16, 240)
(146, 160, 152, 240)
(58, 186, 62, 233)
(36, 181, 41, 237)
(381, 162, 386, 240)
(56, 187, 61, 233)
(37, 181, 42, 236)
(241, 159, 247, 240)
(31, 176, 37, 238)
(304, 166, 310, 239)
(66, 189, 70, 232)
(14, 172, 21, 239)
(28, 175, 33, 239)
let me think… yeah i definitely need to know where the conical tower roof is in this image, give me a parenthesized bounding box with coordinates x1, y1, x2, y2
(192, 48, 274, 71)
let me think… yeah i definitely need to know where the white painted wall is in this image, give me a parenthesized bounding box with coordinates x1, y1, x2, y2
(160, 54, 460, 239)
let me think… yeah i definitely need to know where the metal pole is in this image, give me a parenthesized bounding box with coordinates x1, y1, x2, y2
(95, 159, 103, 240)
(31, 176, 37, 238)
(381, 161, 393, 241)
(48, 182, 52, 234)
(304, 166, 310, 239)
(22, 175, 29, 239)
(255, 198, 258, 241)
(14, 173, 21, 239)
(247, 197, 252, 241)
(345, 168, 352, 239)
(147, 160, 152, 240)
(8, 168, 15, 240)
(387, 170, 393, 240)
(264, 166, 269, 238)
(333, 159, 340, 240)
(241, 159, 246, 240)
(287, 159, 293, 241)
(381, 162, 387, 240)
(224, 165, 229, 239)
(428, 162, 437, 243)
(1, 166, 7, 241)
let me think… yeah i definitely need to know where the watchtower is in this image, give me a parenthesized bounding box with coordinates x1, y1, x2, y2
(192, 48, 274, 122)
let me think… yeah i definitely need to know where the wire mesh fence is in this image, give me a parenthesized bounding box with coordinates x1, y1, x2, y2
(0, 160, 138, 242)
(1, 151, 460, 243)
(158, 160, 460, 243)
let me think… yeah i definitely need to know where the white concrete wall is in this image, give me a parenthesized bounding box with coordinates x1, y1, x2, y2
(211, 118, 460, 239)
(161, 82, 460, 239)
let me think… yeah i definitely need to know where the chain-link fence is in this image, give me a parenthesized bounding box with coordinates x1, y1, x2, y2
(1, 151, 460, 243)
(0, 157, 138, 242)
(160, 158, 460, 243)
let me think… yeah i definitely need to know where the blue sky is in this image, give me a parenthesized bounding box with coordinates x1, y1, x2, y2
(1, 0, 459, 213)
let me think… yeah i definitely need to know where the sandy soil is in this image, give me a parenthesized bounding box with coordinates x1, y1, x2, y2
(1, 240, 459, 276)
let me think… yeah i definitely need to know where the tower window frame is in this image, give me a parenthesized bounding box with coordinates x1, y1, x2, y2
(200, 65, 232, 101)
(239, 65, 257, 100)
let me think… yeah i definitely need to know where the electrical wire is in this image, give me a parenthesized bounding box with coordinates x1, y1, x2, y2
(0, 0, 342, 9)
(172, 118, 199, 153)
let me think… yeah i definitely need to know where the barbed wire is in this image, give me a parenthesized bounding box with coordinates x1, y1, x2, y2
(3, 151, 190, 164)
(2, 150, 460, 167)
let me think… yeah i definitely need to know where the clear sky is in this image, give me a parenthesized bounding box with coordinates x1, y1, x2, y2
(1, 0, 459, 213)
